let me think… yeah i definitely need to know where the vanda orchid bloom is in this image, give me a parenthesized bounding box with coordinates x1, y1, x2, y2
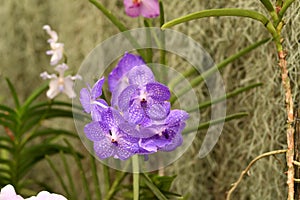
(0, 184, 67, 200)
(40, 63, 81, 99)
(43, 25, 64, 66)
(123, 0, 160, 18)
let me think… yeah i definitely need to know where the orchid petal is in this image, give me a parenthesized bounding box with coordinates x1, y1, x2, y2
(91, 77, 105, 99)
(118, 84, 139, 111)
(140, 0, 160, 18)
(94, 140, 115, 159)
(84, 121, 108, 141)
(146, 82, 171, 101)
(128, 65, 155, 86)
(80, 88, 91, 113)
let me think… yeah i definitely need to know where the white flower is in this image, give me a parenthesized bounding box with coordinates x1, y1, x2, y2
(43, 25, 64, 66)
(40, 63, 82, 99)
(0, 185, 24, 200)
(25, 191, 67, 200)
(0, 185, 67, 200)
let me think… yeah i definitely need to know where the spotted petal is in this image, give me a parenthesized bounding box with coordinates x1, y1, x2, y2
(108, 53, 145, 92)
(80, 88, 91, 113)
(118, 84, 139, 111)
(94, 140, 115, 160)
(84, 121, 108, 141)
(128, 65, 155, 86)
(91, 77, 105, 99)
(146, 103, 169, 120)
(146, 82, 171, 101)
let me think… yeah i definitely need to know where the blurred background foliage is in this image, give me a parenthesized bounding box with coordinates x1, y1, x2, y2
(0, 0, 299, 199)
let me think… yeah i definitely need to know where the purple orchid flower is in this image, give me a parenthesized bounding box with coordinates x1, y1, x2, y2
(123, 0, 160, 18)
(80, 77, 108, 121)
(117, 65, 171, 125)
(138, 110, 189, 153)
(108, 53, 146, 107)
(84, 108, 139, 160)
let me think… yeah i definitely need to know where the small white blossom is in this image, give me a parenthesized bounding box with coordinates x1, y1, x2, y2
(0, 185, 24, 200)
(0, 185, 67, 200)
(26, 191, 67, 200)
(43, 25, 64, 66)
(40, 63, 82, 99)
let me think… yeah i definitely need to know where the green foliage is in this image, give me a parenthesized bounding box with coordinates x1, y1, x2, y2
(0, 79, 81, 194)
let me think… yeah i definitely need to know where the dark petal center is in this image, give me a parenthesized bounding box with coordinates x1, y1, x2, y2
(162, 129, 169, 139)
(140, 98, 147, 108)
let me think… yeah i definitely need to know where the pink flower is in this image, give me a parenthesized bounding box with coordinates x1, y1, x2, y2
(123, 0, 160, 18)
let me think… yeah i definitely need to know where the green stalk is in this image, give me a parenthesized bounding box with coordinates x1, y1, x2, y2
(90, 154, 102, 200)
(103, 165, 110, 196)
(259, 0, 279, 23)
(159, 1, 166, 66)
(187, 82, 262, 112)
(170, 38, 271, 104)
(183, 112, 249, 134)
(88, 0, 146, 59)
(278, 0, 296, 21)
(141, 173, 168, 200)
(162, 8, 270, 29)
(132, 155, 140, 200)
(104, 171, 127, 200)
(60, 151, 77, 199)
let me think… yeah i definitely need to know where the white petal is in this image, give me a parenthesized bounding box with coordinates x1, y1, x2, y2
(63, 76, 76, 98)
(46, 79, 60, 99)
(25, 191, 67, 200)
(0, 185, 24, 200)
(40, 72, 57, 80)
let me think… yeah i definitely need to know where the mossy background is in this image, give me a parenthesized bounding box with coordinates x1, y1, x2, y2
(0, 0, 299, 199)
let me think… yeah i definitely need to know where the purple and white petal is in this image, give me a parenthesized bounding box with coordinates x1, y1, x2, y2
(127, 65, 155, 86)
(160, 133, 183, 152)
(79, 88, 91, 113)
(101, 108, 124, 128)
(165, 110, 189, 125)
(91, 77, 105, 100)
(118, 123, 140, 138)
(84, 121, 108, 141)
(146, 103, 169, 120)
(108, 53, 145, 92)
(125, 102, 145, 124)
(94, 140, 115, 159)
(118, 85, 139, 111)
(146, 82, 171, 101)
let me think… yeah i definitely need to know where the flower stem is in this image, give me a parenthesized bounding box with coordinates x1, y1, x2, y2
(132, 155, 140, 200)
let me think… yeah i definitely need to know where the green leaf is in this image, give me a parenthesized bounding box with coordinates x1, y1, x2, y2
(18, 144, 83, 179)
(64, 139, 92, 200)
(5, 78, 20, 109)
(21, 83, 48, 112)
(183, 112, 249, 134)
(162, 8, 269, 29)
(141, 173, 168, 200)
(170, 38, 271, 103)
(26, 129, 78, 143)
(149, 174, 177, 191)
(45, 155, 70, 198)
(187, 82, 263, 112)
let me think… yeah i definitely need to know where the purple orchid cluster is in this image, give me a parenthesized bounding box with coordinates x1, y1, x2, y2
(80, 53, 189, 160)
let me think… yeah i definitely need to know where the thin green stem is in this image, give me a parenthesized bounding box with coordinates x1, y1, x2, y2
(60, 151, 77, 199)
(104, 171, 127, 200)
(278, 0, 296, 21)
(183, 112, 248, 134)
(88, 0, 146, 59)
(187, 82, 262, 112)
(259, 0, 279, 23)
(132, 155, 140, 200)
(90, 154, 102, 200)
(103, 165, 111, 196)
(162, 8, 270, 29)
(141, 173, 168, 200)
(170, 38, 271, 104)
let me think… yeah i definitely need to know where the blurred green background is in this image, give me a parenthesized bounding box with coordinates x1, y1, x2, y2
(0, 0, 299, 199)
